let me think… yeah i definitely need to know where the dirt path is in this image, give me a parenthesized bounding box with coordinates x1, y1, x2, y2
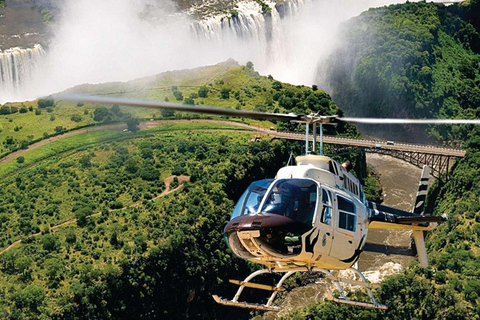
(0, 120, 264, 166)
(0, 175, 190, 255)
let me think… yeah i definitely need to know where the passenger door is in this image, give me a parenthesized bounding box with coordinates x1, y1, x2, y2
(330, 194, 356, 261)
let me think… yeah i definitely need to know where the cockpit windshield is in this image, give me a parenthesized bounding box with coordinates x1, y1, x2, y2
(231, 179, 274, 220)
(260, 179, 318, 225)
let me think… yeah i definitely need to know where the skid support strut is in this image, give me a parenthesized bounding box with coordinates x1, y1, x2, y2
(320, 267, 387, 310)
(213, 267, 387, 312)
(213, 268, 296, 311)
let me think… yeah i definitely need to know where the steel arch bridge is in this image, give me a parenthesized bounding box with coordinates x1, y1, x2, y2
(265, 130, 464, 179)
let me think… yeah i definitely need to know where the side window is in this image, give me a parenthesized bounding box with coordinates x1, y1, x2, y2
(337, 196, 356, 232)
(321, 189, 332, 226)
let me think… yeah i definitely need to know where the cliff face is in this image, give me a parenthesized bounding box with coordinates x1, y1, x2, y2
(316, 1, 480, 143)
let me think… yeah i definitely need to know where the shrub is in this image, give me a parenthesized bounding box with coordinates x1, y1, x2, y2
(71, 114, 82, 122)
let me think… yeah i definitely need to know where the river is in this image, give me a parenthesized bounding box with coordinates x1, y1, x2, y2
(254, 153, 424, 319)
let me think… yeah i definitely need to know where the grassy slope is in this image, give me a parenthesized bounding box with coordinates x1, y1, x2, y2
(0, 122, 250, 180)
(1, 60, 332, 157)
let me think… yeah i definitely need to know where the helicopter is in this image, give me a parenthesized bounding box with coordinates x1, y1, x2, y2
(54, 93, 480, 311)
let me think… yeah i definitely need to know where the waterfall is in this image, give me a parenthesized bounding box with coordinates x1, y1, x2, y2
(0, 44, 46, 102)
(190, 0, 308, 41)
(188, 0, 411, 85)
(190, 1, 270, 41)
(189, 0, 310, 80)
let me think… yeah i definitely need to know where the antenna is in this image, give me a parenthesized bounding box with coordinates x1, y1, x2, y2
(287, 152, 294, 166)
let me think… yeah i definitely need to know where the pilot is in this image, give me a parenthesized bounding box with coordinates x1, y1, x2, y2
(249, 194, 264, 213)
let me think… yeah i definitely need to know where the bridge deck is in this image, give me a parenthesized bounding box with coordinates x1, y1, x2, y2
(267, 131, 465, 158)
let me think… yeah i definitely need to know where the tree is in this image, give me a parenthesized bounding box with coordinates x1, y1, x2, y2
(75, 207, 92, 227)
(13, 285, 45, 311)
(220, 88, 231, 99)
(125, 158, 138, 173)
(16, 156, 25, 164)
(246, 61, 254, 70)
(0, 105, 11, 115)
(93, 107, 112, 122)
(111, 104, 122, 116)
(139, 165, 159, 181)
(272, 81, 283, 91)
(44, 258, 64, 288)
(198, 86, 208, 98)
(161, 109, 175, 118)
(71, 114, 82, 122)
(79, 155, 92, 168)
(126, 118, 140, 132)
(37, 97, 54, 109)
(173, 91, 184, 101)
(184, 97, 195, 105)
(65, 230, 76, 244)
(42, 234, 60, 252)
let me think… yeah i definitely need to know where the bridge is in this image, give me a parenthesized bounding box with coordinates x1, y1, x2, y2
(145, 120, 464, 179)
(263, 130, 464, 179)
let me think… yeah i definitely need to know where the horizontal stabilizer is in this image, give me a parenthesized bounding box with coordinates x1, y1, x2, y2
(367, 202, 447, 230)
(397, 215, 447, 224)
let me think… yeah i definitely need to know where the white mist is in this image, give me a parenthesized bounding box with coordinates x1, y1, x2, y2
(1, 0, 421, 103)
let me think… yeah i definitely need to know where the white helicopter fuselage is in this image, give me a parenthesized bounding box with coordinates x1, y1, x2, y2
(225, 155, 369, 271)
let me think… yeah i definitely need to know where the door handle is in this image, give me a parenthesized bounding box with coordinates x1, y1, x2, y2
(348, 240, 353, 244)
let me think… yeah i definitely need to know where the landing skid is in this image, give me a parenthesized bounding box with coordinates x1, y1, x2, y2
(213, 267, 387, 312)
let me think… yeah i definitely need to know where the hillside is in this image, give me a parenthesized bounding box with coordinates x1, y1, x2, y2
(0, 128, 285, 318)
(0, 60, 356, 159)
(319, 0, 480, 144)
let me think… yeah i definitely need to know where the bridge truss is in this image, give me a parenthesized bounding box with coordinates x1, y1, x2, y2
(266, 130, 465, 179)
(327, 144, 457, 179)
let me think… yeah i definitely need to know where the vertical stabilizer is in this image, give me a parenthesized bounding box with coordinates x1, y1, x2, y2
(413, 230, 428, 268)
(413, 165, 430, 268)
(412, 165, 430, 215)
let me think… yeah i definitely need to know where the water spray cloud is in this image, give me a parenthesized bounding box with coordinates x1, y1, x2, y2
(1, 0, 415, 103)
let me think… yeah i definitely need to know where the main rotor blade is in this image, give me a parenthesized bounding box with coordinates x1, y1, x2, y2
(53, 94, 304, 122)
(338, 117, 480, 125)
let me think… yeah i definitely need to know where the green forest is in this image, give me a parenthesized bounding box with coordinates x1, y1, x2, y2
(0, 129, 286, 318)
(323, 0, 480, 144)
